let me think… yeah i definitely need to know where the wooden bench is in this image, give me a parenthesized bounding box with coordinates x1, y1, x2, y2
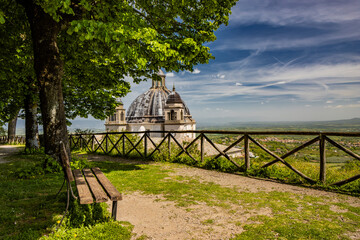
(60, 142, 122, 220)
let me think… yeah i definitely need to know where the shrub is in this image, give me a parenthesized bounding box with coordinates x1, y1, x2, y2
(65, 200, 110, 228)
(70, 155, 92, 169)
(14, 154, 62, 179)
(342, 159, 360, 171)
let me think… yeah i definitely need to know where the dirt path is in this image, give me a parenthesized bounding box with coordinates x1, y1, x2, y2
(117, 166, 360, 240)
(0, 145, 23, 163)
(84, 154, 360, 240)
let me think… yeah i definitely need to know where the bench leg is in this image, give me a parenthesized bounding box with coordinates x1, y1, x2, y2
(111, 201, 118, 220)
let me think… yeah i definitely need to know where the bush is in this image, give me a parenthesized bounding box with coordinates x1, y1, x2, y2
(65, 201, 110, 228)
(0, 126, 5, 135)
(342, 159, 360, 171)
(70, 155, 92, 169)
(14, 154, 62, 179)
(43, 221, 132, 240)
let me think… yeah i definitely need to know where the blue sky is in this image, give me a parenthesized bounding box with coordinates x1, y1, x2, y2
(122, 0, 360, 125)
(11, 0, 360, 132)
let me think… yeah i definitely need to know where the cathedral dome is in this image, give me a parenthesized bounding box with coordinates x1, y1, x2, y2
(166, 90, 184, 104)
(126, 87, 171, 123)
(126, 70, 191, 123)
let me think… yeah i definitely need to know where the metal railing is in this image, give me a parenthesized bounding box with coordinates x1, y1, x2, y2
(69, 130, 360, 186)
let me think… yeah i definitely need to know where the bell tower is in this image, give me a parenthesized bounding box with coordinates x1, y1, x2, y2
(105, 98, 127, 132)
(164, 85, 185, 124)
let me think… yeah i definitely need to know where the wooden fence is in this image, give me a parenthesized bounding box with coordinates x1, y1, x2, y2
(0, 135, 26, 144)
(69, 130, 360, 186)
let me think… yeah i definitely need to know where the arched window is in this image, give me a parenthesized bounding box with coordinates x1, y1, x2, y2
(180, 110, 183, 120)
(120, 112, 124, 121)
(170, 110, 176, 120)
(110, 114, 117, 122)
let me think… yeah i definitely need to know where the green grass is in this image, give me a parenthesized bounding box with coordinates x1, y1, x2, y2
(0, 149, 132, 240)
(1, 147, 360, 239)
(93, 159, 360, 239)
(72, 131, 360, 194)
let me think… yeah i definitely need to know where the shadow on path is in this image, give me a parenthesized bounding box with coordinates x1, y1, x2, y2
(0, 145, 23, 163)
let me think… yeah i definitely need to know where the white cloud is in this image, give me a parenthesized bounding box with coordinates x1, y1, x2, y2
(166, 72, 175, 77)
(216, 26, 360, 51)
(326, 100, 333, 104)
(192, 69, 201, 74)
(217, 74, 225, 79)
(230, 1, 360, 26)
(215, 1, 360, 51)
(177, 62, 360, 104)
(325, 104, 360, 109)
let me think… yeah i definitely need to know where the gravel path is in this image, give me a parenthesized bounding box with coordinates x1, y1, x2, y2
(0, 145, 23, 163)
(117, 166, 360, 240)
(84, 154, 360, 240)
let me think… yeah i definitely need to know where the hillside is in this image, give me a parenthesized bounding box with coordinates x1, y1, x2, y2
(199, 118, 360, 132)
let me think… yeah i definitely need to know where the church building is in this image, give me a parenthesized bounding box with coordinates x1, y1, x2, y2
(105, 70, 196, 140)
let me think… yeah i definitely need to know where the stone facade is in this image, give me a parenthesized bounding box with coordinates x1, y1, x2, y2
(105, 102, 127, 132)
(105, 70, 196, 140)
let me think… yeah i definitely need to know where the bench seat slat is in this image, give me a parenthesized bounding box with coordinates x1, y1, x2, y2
(73, 169, 93, 204)
(83, 169, 109, 203)
(92, 167, 122, 201)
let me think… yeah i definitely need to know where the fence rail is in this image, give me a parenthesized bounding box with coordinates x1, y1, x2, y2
(69, 130, 360, 186)
(0, 135, 26, 144)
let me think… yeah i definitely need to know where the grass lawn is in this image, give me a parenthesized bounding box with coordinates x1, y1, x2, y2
(0, 148, 359, 239)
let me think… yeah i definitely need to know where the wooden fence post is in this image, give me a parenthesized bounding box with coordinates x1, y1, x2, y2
(200, 133, 204, 162)
(244, 134, 250, 171)
(144, 131, 148, 158)
(105, 134, 108, 153)
(319, 133, 326, 183)
(122, 133, 125, 156)
(168, 133, 171, 159)
(80, 135, 83, 150)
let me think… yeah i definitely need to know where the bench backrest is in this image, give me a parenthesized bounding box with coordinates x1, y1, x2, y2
(60, 141, 74, 182)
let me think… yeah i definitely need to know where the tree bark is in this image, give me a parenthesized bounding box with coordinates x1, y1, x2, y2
(22, 2, 69, 157)
(24, 88, 39, 150)
(7, 115, 18, 143)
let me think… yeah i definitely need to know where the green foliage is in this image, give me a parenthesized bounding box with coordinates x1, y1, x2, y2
(0, 150, 133, 240)
(342, 159, 360, 171)
(70, 155, 91, 170)
(14, 154, 62, 179)
(74, 129, 94, 134)
(65, 201, 110, 228)
(200, 156, 239, 172)
(42, 221, 132, 240)
(2, 0, 238, 124)
(0, 152, 65, 239)
(0, 126, 5, 135)
(22, 146, 45, 154)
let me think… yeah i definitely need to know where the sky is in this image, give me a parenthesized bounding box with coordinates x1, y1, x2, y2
(9, 0, 360, 132)
(122, 0, 360, 125)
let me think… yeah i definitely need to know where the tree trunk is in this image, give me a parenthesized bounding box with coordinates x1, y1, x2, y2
(22, 2, 69, 157)
(7, 115, 18, 143)
(24, 88, 39, 151)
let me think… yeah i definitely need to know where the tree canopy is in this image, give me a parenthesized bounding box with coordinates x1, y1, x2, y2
(1, 0, 237, 155)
